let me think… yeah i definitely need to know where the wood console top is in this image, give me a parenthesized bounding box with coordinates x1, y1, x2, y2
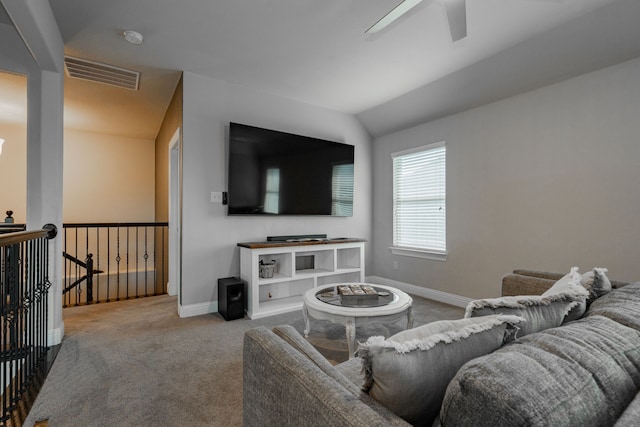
(237, 238, 366, 249)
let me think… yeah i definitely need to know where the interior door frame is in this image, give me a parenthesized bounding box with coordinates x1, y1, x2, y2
(168, 128, 182, 303)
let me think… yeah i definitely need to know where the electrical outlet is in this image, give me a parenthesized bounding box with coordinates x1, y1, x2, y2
(211, 192, 223, 203)
(393, 260, 399, 270)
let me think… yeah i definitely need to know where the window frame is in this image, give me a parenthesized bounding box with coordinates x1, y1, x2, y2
(389, 141, 447, 261)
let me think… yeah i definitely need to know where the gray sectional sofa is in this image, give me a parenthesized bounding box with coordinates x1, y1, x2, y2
(243, 270, 640, 426)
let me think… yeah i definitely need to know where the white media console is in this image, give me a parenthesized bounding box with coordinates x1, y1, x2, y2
(238, 239, 365, 319)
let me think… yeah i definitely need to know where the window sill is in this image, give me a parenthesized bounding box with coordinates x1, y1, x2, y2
(389, 246, 447, 261)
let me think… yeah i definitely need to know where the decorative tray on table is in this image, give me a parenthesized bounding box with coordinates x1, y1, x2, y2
(337, 284, 379, 303)
(315, 284, 393, 308)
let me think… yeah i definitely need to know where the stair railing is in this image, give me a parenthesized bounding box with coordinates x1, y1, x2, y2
(1, 224, 57, 424)
(62, 222, 168, 306)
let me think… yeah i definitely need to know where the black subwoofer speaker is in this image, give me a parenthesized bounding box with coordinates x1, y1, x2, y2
(218, 277, 245, 321)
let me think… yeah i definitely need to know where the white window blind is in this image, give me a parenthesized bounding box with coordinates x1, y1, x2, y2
(392, 142, 446, 256)
(332, 163, 354, 216)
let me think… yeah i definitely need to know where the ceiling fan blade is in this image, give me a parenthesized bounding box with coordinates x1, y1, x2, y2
(443, 0, 467, 42)
(365, 0, 424, 34)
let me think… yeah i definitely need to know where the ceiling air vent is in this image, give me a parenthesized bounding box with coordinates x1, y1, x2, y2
(64, 56, 140, 91)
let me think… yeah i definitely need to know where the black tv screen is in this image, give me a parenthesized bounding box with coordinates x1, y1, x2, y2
(228, 123, 354, 216)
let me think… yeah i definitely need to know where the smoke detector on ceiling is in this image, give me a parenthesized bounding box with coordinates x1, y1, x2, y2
(123, 30, 143, 45)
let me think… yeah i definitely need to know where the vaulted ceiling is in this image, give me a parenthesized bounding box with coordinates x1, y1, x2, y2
(3, 0, 640, 139)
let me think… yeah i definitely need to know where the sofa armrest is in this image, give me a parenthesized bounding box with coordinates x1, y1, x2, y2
(512, 269, 564, 281)
(243, 327, 409, 427)
(501, 273, 556, 296)
(510, 269, 629, 291)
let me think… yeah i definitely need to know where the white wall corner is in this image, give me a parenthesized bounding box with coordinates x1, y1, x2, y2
(366, 276, 472, 308)
(178, 301, 219, 318)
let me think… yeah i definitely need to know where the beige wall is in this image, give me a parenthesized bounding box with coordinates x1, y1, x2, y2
(371, 56, 640, 299)
(0, 122, 27, 223)
(0, 116, 157, 225)
(64, 129, 155, 222)
(155, 76, 182, 222)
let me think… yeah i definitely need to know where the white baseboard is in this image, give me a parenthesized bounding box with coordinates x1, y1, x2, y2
(366, 276, 472, 308)
(178, 301, 218, 318)
(48, 322, 64, 346)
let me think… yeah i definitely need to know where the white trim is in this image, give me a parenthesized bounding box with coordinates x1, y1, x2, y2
(48, 322, 64, 346)
(391, 140, 445, 158)
(168, 128, 181, 297)
(366, 275, 472, 308)
(168, 127, 182, 314)
(178, 301, 218, 318)
(389, 246, 447, 261)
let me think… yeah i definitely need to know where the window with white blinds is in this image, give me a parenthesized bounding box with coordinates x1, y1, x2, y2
(391, 142, 446, 259)
(331, 163, 354, 216)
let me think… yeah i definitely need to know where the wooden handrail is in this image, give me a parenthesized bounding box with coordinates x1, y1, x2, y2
(0, 224, 58, 247)
(0, 226, 56, 247)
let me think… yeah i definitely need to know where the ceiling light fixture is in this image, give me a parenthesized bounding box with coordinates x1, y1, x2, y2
(365, 0, 467, 42)
(365, 0, 423, 34)
(123, 30, 144, 45)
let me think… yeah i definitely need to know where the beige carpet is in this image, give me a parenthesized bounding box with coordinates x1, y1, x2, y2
(24, 293, 463, 426)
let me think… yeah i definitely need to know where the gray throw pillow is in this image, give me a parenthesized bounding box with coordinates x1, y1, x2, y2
(465, 293, 582, 337)
(356, 315, 523, 426)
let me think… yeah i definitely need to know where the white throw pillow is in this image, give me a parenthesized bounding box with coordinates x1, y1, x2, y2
(581, 267, 612, 301)
(542, 266, 588, 321)
(465, 292, 583, 336)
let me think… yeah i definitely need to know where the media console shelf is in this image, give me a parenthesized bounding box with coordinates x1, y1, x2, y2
(238, 239, 365, 319)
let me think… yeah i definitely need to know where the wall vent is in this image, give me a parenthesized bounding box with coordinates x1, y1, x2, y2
(64, 56, 140, 91)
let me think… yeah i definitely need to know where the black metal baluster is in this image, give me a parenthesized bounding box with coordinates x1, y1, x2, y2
(116, 226, 121, 301)
(85, 227, 92, 304)
(26, 239, 34, 389)
(44, 233, 51, 357)
(126, 227, 130, 300)
(107, 227, 111, 302)
(144, 226, 149, 297)
(151, 226, 156, 296)
(96, 227, 101, 303)
(34, 238, 41, 366)
(15, 241, 24, 407)
(64, 226, 68, 307)
(135, 226, 139, 298)
(162, 225, 167, 294)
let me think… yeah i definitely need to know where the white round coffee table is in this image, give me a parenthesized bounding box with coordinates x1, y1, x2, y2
(302, 283, 413, 359)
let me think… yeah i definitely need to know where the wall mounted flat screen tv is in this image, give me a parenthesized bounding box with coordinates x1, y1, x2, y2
(228, 122, 354, 216)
